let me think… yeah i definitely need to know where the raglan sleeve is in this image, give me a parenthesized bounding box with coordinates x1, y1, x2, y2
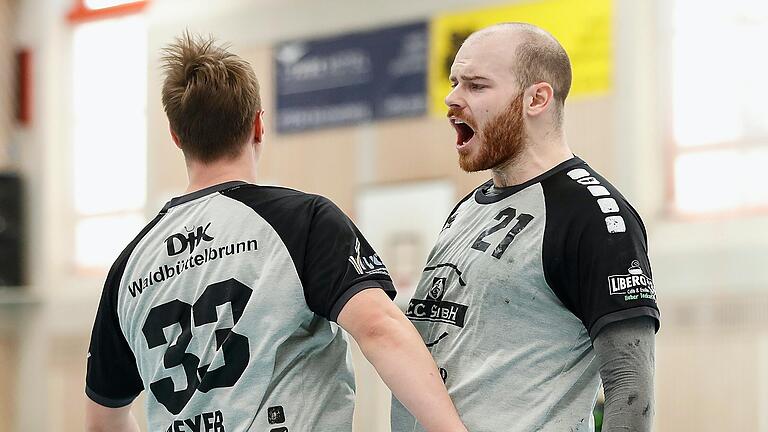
(544, 192, 660, 339)
(85, 258, 144, 407)
(301, 196, 396, 322)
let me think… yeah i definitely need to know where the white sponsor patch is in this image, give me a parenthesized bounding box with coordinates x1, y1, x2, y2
(597, 198, 620, 213)
(608, 260, 656, 300)
(605, 216, 626, 233)
(587, 185, 610, 197)
(567, 168, 590, 180)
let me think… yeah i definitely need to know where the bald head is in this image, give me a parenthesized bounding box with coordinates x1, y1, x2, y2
(464, 23, 572, 124)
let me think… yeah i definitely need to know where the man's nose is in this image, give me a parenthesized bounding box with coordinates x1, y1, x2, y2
(445, 85, 464, 110)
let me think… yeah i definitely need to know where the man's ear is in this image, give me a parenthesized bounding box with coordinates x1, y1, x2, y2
(525, 82, 555, 118)
(169, 125, 182, 149)
(253, 110, 265, 143)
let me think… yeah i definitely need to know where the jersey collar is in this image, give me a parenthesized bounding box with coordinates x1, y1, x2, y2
(474, 156, 584, 204)
(162, 181, 250, 211)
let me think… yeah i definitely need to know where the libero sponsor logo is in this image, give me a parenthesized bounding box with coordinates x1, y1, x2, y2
(608, 260, 656, 301)
(127, 239, 258, 298)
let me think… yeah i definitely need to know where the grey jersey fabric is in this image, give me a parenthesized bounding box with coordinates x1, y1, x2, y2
(594, 317, 656, 432)
(86, 182, 394, 432)
(391, 157, 659, 432)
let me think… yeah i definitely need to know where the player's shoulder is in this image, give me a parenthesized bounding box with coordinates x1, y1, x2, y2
(454, 180, 490, 214)
(220, 183, 347, 228)
(221, 183, 316, 202)
(103, 211, 167, 294)
(541, 158, 625, 201)
(220, 183, 333, 212)
(540, 157, 645, 235)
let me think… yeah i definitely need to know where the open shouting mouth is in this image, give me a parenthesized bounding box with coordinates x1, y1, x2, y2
(449, 117, 476, 151)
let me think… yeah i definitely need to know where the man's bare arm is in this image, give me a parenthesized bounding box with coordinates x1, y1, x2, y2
(85, 398, 140, 432)
(338, 288, 467, 432)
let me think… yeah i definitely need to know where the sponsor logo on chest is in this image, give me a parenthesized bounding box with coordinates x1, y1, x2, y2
(406, 275, 468, 328)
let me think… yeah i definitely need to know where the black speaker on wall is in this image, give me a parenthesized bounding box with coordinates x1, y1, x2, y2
(0, 173, 23, 287)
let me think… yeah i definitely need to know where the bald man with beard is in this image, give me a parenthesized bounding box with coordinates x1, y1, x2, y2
(390, 23, 660, 432)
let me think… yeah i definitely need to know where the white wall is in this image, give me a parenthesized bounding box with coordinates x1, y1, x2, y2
(0, 0, 15, 167)
(9, 0, 93, 430)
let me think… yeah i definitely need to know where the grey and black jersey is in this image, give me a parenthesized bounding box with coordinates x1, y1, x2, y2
(86, 181, 395, 432)
(391, 157, 660, 432)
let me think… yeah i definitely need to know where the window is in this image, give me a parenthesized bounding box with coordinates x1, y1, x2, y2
(671, 0, 768, 214)
(70, 1, 148, 269)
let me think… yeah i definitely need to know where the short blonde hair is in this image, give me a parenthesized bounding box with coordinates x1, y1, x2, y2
(161, 32, 261, 163)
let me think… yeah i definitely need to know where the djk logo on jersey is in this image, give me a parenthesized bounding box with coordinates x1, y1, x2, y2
(165, 223, 214, 256)
(608, 260, 656, 301)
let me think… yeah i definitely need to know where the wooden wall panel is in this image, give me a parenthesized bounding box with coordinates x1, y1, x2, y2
(656, 329, 763, 431)
(371, 117, 456, 183)
(0, 336, 17, 432)
(565, 97, 616, 180)
(263, 129, 358, 213)
(48, 335, 89, 432)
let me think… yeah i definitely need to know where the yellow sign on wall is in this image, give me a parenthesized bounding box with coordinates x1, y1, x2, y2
(429, 0, 612, 115)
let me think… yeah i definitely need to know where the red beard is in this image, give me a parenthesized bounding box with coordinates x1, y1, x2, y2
(452, 92, 526, 173)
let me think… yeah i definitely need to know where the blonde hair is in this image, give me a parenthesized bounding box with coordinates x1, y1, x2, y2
(161, 32, 261, 162)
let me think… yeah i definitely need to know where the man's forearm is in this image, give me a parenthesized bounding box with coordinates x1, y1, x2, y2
(339, 289, 466, 432)
(355, 309, 466, 432)
(594, 316, 656, 432)
(85, 398, 141, 432)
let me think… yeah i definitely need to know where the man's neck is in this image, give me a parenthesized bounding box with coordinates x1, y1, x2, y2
(184, 152, 259, 194)
(490, 134, 573, 188)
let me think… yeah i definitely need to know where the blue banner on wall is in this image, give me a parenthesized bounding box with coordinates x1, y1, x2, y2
(274, 22, 427, 133)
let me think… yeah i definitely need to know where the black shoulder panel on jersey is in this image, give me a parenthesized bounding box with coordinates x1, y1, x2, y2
(541, 160, 660, 340)
(221, 185, 395, 321)
(86, 210, 167, 407)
